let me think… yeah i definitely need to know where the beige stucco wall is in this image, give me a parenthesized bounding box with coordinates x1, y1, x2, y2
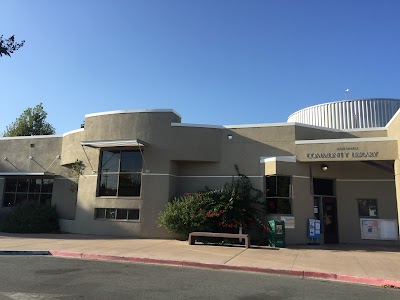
(0, 135, 80, 220)
(59, 111, 224, 237)
(264, 160, 398, 244)
(0, 136, 63, 174)
(336, 180, 398, 244)
(0, 110, 398, 244)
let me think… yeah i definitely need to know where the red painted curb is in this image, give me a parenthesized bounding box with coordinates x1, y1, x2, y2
(49, 250, 400, 288)
(49, 251, 83, 258)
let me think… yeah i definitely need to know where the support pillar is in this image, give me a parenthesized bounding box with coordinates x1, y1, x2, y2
(393, 160, 400, 239)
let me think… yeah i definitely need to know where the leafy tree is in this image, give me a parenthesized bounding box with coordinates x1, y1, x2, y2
(0, 35, 25, 57)
(3, 103, 56, 137)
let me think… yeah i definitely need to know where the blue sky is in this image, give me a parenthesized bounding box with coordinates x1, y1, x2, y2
(1, 0, 400, 134)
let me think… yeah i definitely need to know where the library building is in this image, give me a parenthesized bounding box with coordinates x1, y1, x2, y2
(1, 98, 400, 245)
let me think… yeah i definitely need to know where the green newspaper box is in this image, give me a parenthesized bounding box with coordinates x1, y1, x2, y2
(268, 220, 286, 247)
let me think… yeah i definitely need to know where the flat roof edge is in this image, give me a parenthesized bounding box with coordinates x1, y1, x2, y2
(63, 128, 84, 137)
(171, 122, 223, 129)
(224, 122, 296, 129)
(0, 135, 62, 141)
(85, 109, 182, 119)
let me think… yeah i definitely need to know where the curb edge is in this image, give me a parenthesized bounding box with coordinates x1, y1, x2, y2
(49, 250, 400, 288)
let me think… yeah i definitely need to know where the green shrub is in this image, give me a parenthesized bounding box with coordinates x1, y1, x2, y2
(158, 165, 268, 239)
(0, 202, 59, 233)
(158, 192, 215, 237)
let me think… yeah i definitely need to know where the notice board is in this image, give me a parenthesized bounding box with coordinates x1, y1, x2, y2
(360, 219, 398, 240)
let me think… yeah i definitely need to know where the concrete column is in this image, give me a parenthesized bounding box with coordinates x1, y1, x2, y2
(393, 160, 400, 238)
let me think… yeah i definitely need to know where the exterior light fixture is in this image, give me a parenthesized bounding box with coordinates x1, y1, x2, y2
(227, 135, 233, 140)
(321, 164, 328, 172)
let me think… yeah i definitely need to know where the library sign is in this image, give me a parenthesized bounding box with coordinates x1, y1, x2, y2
(297, 139, 398, 162)
(306, 147, 379, 160)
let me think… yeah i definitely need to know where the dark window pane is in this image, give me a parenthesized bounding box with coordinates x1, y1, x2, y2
(27, 193, 38, 202)
(17, 179, 29, 193)
(277, 198, 291, 214)
(266, 198, 291, 214)
(3, 193, 15, 207)
(277, 176, 290, 197)
(266, 176, 277, 197)
(358, 199, 378, 218)
(41, 179, 54, 193)
(100, 151, 120, 173)
(95, 208, 106, 219)
(99, 174, 118, 196)
(118, 174, 141, 196)
(29, 179, 42, 193)
(116, 209, 128, 219)
(128, 209, 140, 220)
(40, 194, 52, 205)
(267, 198, 278, 214)
(5, 179, 17, 192)
(120, 151, 142, 172)
(15, 193, 27, 205)
(313, 178, 334, 196)
(95, 208, 105, 219)
(105, 208, 116, 219)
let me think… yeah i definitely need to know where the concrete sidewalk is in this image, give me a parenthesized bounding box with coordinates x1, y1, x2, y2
(1, 233, 400, 288)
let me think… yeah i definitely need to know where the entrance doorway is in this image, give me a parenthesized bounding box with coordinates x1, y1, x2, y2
(313, 178, 339, 244)
(322, 197, 339, 244)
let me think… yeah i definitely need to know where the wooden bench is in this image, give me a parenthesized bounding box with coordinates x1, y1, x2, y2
(188, 232, 250, 248)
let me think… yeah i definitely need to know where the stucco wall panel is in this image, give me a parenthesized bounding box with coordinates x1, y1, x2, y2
(60, 175, 144, 236)
(285, 177, 313, 244)
(84, 112, 180, 142)
(227, 126, 296, 143)
(61, 130, 90, 166)
(336, 181, 398, 244)
(0, 137, 63, 174)
(168, 127, 221, 162)
(53, 177, 77, 220)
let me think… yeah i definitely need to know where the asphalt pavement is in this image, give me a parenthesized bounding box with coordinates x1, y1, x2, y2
(0, 256, 399, 299)
(0, 233, 399, 289)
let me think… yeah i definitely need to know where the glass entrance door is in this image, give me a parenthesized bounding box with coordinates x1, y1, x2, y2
(313, 178, 338, 244)
(322, 197, 339, 244)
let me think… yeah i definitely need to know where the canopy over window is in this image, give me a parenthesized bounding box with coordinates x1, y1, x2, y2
(80, 139, 147, 148)
(0, 172, 55, 177)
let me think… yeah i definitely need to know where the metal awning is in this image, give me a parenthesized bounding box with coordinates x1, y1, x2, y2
(0, 172, 55, 177)
(80, 139, 147, 148)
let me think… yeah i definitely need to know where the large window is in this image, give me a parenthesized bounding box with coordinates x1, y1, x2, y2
(98, 150, 142, 197)
(266, 175, 292, 214)
(3, 178, 54, 207)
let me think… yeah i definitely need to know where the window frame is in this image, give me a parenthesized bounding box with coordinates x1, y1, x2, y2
(265, 175, 292, 215)
(357, 198, 378, 218)
(2, 177, 54, 207)
(97, 149, 143, 198)
(94, 208, 140, 221)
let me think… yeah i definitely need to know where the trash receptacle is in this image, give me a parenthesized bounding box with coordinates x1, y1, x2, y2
(268, 220, 285, 247)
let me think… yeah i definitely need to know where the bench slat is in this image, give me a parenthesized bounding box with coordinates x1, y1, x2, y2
(189, 232, 250, 248)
